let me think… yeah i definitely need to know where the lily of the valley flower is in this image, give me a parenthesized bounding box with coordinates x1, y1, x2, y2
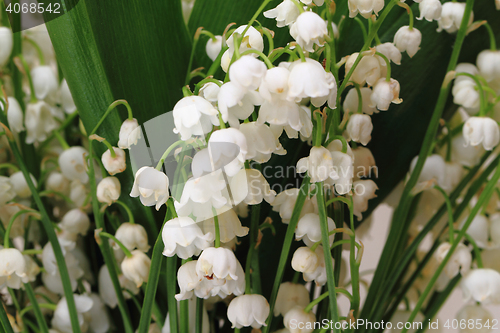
(173, 96, 219, 141)
(118, 118, 140, 149)
(229, 55, 267, 91)
(201, 209, 248, 243)
(463, 116, 500, 151)
(348, 0, 384, 19)
(101, 147, 126, 175)
(115, 222, 150, 253)
(291, 246, 319, 273)
(227, 294, 270, 329)
(352, 180, 378, 220)
(60, 79, 76, 114)
(0, 248, 27, 289)
(343, 87, 377, 115)
(4, 97, 24, 133)
(284, 306, 316, 333)
(51, 294, 93, 333)
(222, 25, 264, 73)
(352, 147, 376, 179)
(274, 282, 310, 317)
(272, 188, 317, 223)
(370, 78, 403, 111)
(297, 146, 339, 184)
(263, 0, 300, 27)
(46, 171, 70, 196)
(31, 65, 58, 101)
(437, 2, 473, 34)
(58, 146, 89, 183)
(239, 122, 286, 163)
(417, 0, 442, 22)
(435, 242, 471, 290)
(25, 101, 58, 144)
(345, 53, 382, 87)
(96, 176, 121, 205)
(9, 171, 37, 198)
(295, 213, 336, 247)
(205, 35, 223, 61)
(229, 168, 276, 205)
(375, 42, 402, 65)
(0, 176, 16, 205)
(393, 26, 422, 58)
(121, 250, 151, 287)
(476, 50, 500, 83)
(345, 113, 373, 146)
(162, 216, 213, 259)
(59, 208, 90, 236)
(196, 247, 239, 281)
(461, 269, 500, 304)
(290, 11, 328, 53)
(0, 27, 13, 67)
(130, 166, 170, 210)
(456, 304, 493, 333)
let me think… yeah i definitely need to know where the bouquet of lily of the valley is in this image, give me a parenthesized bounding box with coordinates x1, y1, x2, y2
(0, 0, 499, 332)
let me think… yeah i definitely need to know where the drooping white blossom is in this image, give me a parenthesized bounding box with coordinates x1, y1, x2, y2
(229, 55, 267, 91)
(263, 0, 300, 27)
(58, 146, 89, 184)
(375, 42, 402, 65)
(297, 146, 339, 184)
(352, 180, 378, 220)
(461, 268, 500, 304)
(96, 176, 121, 205)
(4, 97, 24, 133)
(162, 216, 213, 259)
(60, 79, 76, 114)
(352, 147, 376, 179)
(101, 147, 126, 175)
(227, 294, 270, 328)
(229, 168, 276, 205)
(9, 171, 37, 198)
(291, 246, 319, 273)
(272, 188, 317, 223)
(290, 11, 328, 52)
(476, 50, 500, 83)
(370, 78, 402, 111)
(283, 306, 316, 333)
(222, 26, 264, 73)
(393, 26, 422, 58)
(59, 209, 90, 236)
(456, 305, 493, 333)
(51, 294, 93, 333)
(345, 53, 382, 87)
(118, 118, 141, 149)
(274, 282, 310, 317)
(343, 87, 376, 115)
(348, 0, 384, 19)
(437, 2, 473, 34)
(0, 27, 13, 67)
(31, 65, 58, 101)
(173, 96, 219, 141)
(463, 116, 500, 151)
(25, 101, 58, 144)
(130, 166, 170, 210)
(115, 222, 150, 253)
(205, 35, 223, 61)
(121, 250, 151, 288)
(295, 213, 335, 247)
(345, 113, 373, 146)
(417, 0, 442, 22)
(196, 247, 239, 281)
(0, 248, 27, 289)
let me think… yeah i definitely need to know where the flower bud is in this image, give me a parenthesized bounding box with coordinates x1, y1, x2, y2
(205, 35, 223, 61)
(463, 116, 500, 151)
(0, 248, 27, 289)
(60, 209, 90, 236)
(227, 294, 270, 328)
(163, 216, 213, 259)
(275, 282, 310, 317)
(352, 180, 378, 220)
(345, 113, 373, 146)
(0, 27, 13, 67)
(394, 26, 422, 58)
(118, 118, 140, 149)
(130, 166, 169, 210)
(9, 171, 37, 198)
(31, 66, 58, 101)
(283, 306, 316, 333)
(461, 269, 500, 304)
(121, 250, 151, 288)
(417, 0, 442, 22)
(97, 176, 121, 205)
(25, 101, 58, 144)
(4, 97, 24, 133)
(101, 147, 126, 175)
(290, 12, 328, 52)
(59, 146, 89, 183)
(476, 50, 500, 83)
(370, 78, 402, 111)
(291, 247, 319, 273)
(115, 222, 150, 253)
(437, 2, 473, 34)
(452, 79, 480, 110)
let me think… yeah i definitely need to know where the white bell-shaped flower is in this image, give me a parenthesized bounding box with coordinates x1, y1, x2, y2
(291, 246, 319, 273)
(417, 0, 442, 22)
(437, 2, 473, 33)
(0, 27, 13, 67)
(25, 101, 58, 143)
(409, 154, 446, 189)
(259, 99, 301, 131)
(115, 222, 150, 253)
(9, 171, 37, 198)
(352, 180, 378, 220)
(259, 67, 290, 102)
(175, 173, 230, 221)
(283, 306, 316, 333)
(461, 268, 500, 304)
(51, 294, 93, 333)
(290, 11, 328, 52)
(130, 166, 170, 210)
(118, 118, 140, 149)
(87, 293, 111, 333)
(288, 58, 337, 108)
(0, 248, 27, 289)
(303, 245, 331, 286)
(345, 53, 382, 87)
(345, 113, 373, 146)
(272, 188, 317, 223)
(452, 79, 480, 110)
(222, 26, 264, 73)
(239, 122, 285, 163)
(476, 50, 500, 83)
(201, 209, 248, 243)
(60, 79, 76, 114)
(216, 82, 249, 124)
(329, 150, 354, 195)
(229, 168, 276, 205)
(297, 146, 339, 184)
(375, 42, 402, 65)
(173, 96, 219, 141)
(121, 250, 151, 287)
(207, 128, 248, 175)
(59, 209, 90, 236)
(58, 146, 89, 183)
(4, 97, 24, 133)
(162, 216, 213, 259)
(101, 147, 126, 175)
(370, 78, 402, 111)
(451, 134, 484, 167)
(97, 176, 121, 205)
(31, 65, 58, 101)
(463, 116, 500, 151)
(295, 213, 335, 247)
(176, 260, 203, 300)
(0, 177, 15, 205)
(227, 294, 270, 329)
(45, 172, 70, 196)
(199, 81, 221, 103)
(263, 0, 300, 27)
(69, 180, 89, 209)
(205, 35, 223, 61)
(353, 147, 376, 179)
(394, 26, 422, 58)
(98, 265, 139, 308)
(456, 304, 493, 333)
(196, 247, 239, 280)
(229, 55, 267, 91)
(435, 242, 471, 290)
(348, 0, 384, 19)
(274, 282, 310, 317)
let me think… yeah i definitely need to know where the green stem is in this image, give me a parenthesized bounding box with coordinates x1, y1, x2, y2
(455, 73, 486, 116)
(180, 260, 191, 333)
(240, 49, 274, 69)
(114, 200, 136, 224)
(316, 183, 340, 331)
(434, 185, 455, 243)
(23, 37, 45, 65)
(22, 249, 43, 255)
(213, 208, 221, 248)
(305, 288, 353, 313)
(91, 100, 133, 135)
(314, 113, 323, 147)
(263, 177, 310, 333)
(193, 78, 222, 95)
(260, 27, 275, 56)
(166, 256, 179, 333)
(245, 204, 260, 294)
(326, 135, 348, 153)
(53, 130, 70, 150)
(241, 0, 274, 38)
(186, 30, 199, 85)
(352, 82, 363, 114)
(294, 43, 307, 62)
(98, 232, 133, 258)
(195, 298, 204, 333)
(289, 0, 305, 13)
(18, 55, 37, 103)
(19, 303, 57, 318)
(23, 283, 49, 333)
(156, 140, 184, 170)
(0, 303, 16, 333)
(460, 232, 484, 268)
(375, 52, 391, 81)
(101, 139, 116, 158)
(354, 18, 368, 44)
(348, 196, 360, 318)
(0, 163, 19, 173)
(4, 209, 37, 248)
(401, 162, 500, 333)
(483, 22, 496, 50)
